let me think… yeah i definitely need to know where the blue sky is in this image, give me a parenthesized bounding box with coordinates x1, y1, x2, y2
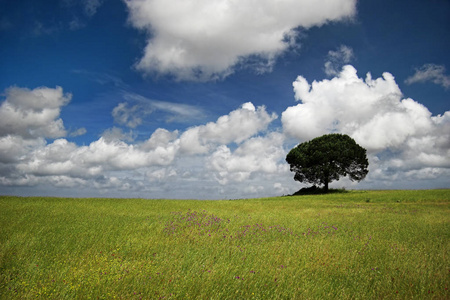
(0, 0, 449, 199)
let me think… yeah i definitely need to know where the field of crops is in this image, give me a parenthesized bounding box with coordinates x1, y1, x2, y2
(0, 190, 449, 299)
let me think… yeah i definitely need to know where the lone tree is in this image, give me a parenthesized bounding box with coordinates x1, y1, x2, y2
(286, 133, 369, 192)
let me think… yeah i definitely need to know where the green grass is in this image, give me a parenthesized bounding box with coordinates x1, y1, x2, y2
(0, 190, 449, 299)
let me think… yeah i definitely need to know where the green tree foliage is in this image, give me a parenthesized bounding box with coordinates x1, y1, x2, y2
(286, 133, 369, 192)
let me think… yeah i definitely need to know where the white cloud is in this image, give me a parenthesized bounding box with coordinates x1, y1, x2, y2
(405, 64, 450, 89)
(12, 134, 180, 183)
(0, 135, 45, 164)
(179, 102, 276, 154)
(124, 0, 356, 81)
(283, 65, 407, 148)
(0, 86, 70, 139)
(141, 128, 179, 151)
(101, 127, 135, 142)
(1, 75, 448, 199)
(282, 65, 450, 185)
(324, 45, 354, 76)
(147, 167, 177, 182)
(76, 137, 179, 170)
(207, 132, 287, 185)
(0, 92, 283, 198)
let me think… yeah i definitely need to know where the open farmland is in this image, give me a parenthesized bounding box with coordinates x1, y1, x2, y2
(0, 190, 449, 299)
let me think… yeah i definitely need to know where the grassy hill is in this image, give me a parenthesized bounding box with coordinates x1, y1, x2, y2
(1, 190, 449, 299)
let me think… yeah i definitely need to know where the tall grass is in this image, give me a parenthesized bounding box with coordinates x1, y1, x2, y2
(0, 190, 449, 299)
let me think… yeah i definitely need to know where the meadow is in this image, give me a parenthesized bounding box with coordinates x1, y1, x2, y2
(0, 190, 449, 299)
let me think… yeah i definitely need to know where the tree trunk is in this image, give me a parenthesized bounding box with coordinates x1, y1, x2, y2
(323, 170, 329, 193)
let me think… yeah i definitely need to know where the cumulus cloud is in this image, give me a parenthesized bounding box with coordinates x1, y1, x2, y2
(0, 86, 71, 139)
(1, 73, 448, 199)
(207, 132, 287, 185)
(101, 127, 135, 142)
(179, 102, 276, 154)
(0, 86, 178, 190)
(324, 45, 354, 76)
(10, 133, 180, 185)
(0, 135, 46, 164)
(0, 89, 285, 198)
(405, 64, 450, 89)
(282, 65, 450, 185)
(124, 0, 356, 81)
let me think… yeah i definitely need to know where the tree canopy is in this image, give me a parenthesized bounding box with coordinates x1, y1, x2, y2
(286, 133, 369, 192)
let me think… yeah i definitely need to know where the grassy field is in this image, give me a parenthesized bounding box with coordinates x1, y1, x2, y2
(0, 190, 449, 299)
